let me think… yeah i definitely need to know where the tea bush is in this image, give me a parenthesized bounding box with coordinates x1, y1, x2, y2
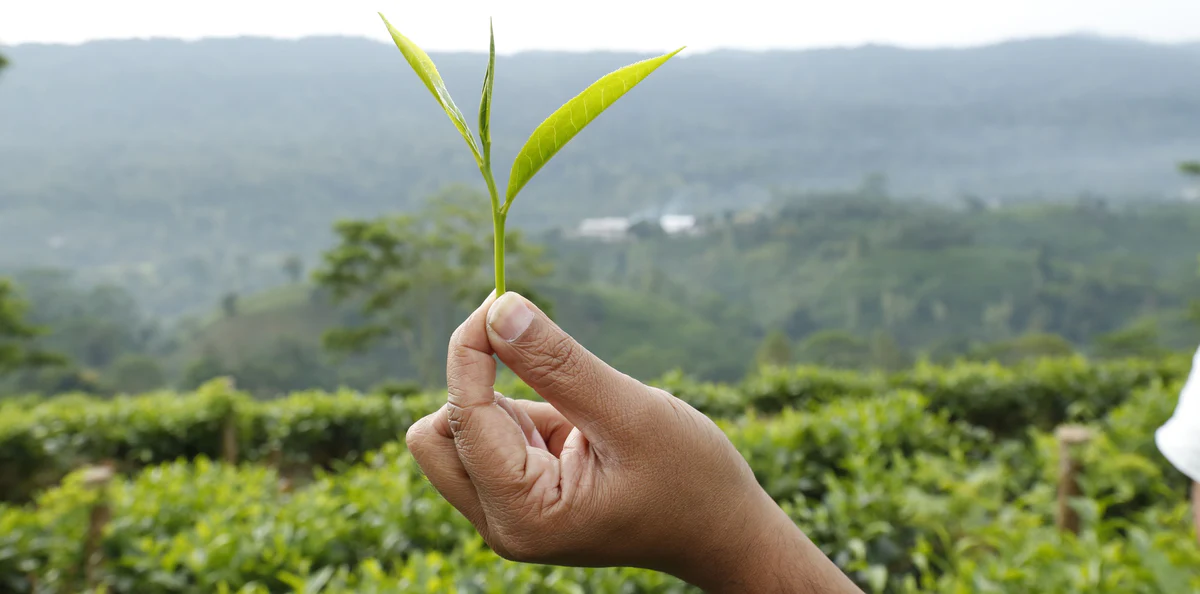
(1, 356, 1184, 501)
(0, 376, 1196, 593)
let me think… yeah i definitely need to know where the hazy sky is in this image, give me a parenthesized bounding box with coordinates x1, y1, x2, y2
(3, 0, 1200, 53)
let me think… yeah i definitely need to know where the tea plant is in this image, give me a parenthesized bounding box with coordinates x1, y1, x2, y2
(378, 13, 683, 294)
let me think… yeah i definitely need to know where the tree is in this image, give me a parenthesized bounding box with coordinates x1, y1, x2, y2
(0, 279, 65, 377)
(313, 185, 552, 388)
(795, 330, 870, 369)
(781, 306, 818, 340)
(221, 293, 239, 318)
(182, 347, 228, 390)
(754, 329, 793, 369)
(1180, 161, 1200, 177)
(1092, 320, 1164, 360)
(196, 338, 335, 396)
(868, 330, 911, 371)
(628, 219, 665, 241)
(282, 255, 305, 284)
(6, 270, 159, 371)
(106, 354, 166, 394)
(967, 333, 1075, 365)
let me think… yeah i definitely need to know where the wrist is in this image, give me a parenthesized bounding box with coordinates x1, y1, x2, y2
(671, 488, 860, 593)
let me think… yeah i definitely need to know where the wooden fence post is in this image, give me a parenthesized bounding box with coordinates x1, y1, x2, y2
(221, 408, 239, 464)
(1055, 425, 1093, 535)
(81, 464, 115, 589)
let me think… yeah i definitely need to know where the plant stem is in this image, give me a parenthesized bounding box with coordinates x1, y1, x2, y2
(493, 211, 506, 295)
(481, 163, 506, 295)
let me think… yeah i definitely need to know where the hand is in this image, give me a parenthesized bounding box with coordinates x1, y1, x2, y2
(405, 291, 860, 593)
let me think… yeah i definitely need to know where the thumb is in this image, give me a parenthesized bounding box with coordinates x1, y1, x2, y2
(445, 293, 537, 505)
(485, 291, 654, 442)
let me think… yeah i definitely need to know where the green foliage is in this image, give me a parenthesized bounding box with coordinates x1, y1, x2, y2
(4, 183, 1195, 398)
(721, 391, 989, 502)
(105, 354, 166, 394)
(0, 279, 65, 378)
(0, 443, 684, 593)
(4, 38, 1200, 322)
(222, 293, 239, 317)
(753, 329, 793, 370)
(0, 270, 158, 394)
(1092, 320, 1165, 360)
(478, 23, 495, 160)
(379, 16, 680, 294)
(313, 187, 551, 386)
(281, 256, 304, 285)
(0, 379, 440, 502)
(738, 364, 879, 415)
(2, 363, 1197, 592)
(504, 47, 684, 205)
(378, 14, 482, 167)
(1, 355, 1185, 505)
(549, 194, 1200, 370)
(891, 355, 1189, 437)
(964, 332, 1076, 365)
(1180, 161, 1200, 177)
(669, 354, 1188, 433)
(794, 330, 871, 368)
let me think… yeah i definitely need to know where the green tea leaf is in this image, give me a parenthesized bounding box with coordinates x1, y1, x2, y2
(504, 47, 684, 207)
(479, 19, 495, 162)
(379, 13, 482, 166)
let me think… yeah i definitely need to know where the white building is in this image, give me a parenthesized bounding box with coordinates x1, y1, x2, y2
(575, 217, 632, 241)
(573, 214, 701, 241)
(660, 214, 698, 235)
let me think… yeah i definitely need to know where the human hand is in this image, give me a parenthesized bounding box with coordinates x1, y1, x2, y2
(405, 291, 860, 593)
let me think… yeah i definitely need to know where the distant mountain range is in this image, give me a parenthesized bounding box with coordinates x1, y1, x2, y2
(0, 34, 1198, 308)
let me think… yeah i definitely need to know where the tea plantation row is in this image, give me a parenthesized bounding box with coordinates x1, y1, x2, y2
(1, 378, 1196, 592)
(0, 356, 1188, 503)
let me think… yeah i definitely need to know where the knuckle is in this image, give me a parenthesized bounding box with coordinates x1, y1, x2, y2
(525, 333, 587, 387)
(448, 343, 475, 366)
(446, 346, 478, 386)
(649, 386, 676, 402)
(404, 424, 422, 452)
(404, 418, 431, 453)
(444, 402, 470, 436)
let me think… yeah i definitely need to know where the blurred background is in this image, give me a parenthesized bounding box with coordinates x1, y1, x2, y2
(3, 2, 1200, 592)
(2, 0, 1199, 397)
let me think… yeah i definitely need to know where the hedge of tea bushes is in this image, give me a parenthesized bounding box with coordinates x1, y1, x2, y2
(0, 391, 973, 592)
(1030, 379, 1194, 522)
(0, 444, 685, 594)
(2, 384, 1198, 593)
(0, 355, 1189, 502)
(717, 391, 991, 500)
(769, 380, 1200, 592)
(655, 355, 1189, 434)
(0, 381, 446, 502)
(889, 355, 1190, 437)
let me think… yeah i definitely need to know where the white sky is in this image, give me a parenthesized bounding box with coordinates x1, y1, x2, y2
(3, 0, 1200, 53)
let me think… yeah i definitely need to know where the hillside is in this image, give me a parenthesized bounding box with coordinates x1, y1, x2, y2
(170, 281, 760, 392)
(2, 35, 1200, 316)
(2, 188, 1197, 397)
(550, 192, 1200, 341)
(128, 193, 1198, 396)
